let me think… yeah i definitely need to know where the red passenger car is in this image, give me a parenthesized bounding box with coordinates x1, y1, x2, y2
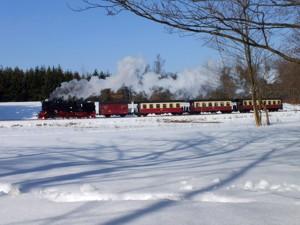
(237, 99, 283, 112)
(190, 100, 233, 114)
(137, 101, 186, 116)
(99, 102, 129, 117)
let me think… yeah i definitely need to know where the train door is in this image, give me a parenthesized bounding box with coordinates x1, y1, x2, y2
(232, 99, 242, 112)
(232, 102, 238, 111)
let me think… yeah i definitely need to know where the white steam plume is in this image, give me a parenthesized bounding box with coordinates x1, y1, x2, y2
(50, 56, 220, 100)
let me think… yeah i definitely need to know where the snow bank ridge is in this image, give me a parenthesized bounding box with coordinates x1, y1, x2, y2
(39, 184, 255, 204)
(227, 179, 300, 192)
(40, 184, 181, 203)
(0, 183, 20, 196)
(198, 192, 254, 203)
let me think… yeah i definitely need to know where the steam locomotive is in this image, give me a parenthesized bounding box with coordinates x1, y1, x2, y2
(38, 99, 96, 119)
(38, 98, 282, 119)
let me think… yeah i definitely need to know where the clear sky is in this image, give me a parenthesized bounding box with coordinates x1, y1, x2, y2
(0, 0, 217, 74)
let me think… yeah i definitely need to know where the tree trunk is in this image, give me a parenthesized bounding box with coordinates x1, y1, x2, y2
(240, 3, 262, 127)
(251, 90, 261, 127)
(243, 40, 261, 127)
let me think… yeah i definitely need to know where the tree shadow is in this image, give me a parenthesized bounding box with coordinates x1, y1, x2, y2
(1, 129, 290, 192)
(0, 125, 299, 225)
(97, 148, 277, 225)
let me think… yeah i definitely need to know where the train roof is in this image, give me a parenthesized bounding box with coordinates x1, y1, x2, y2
(99, 101, 130, 104)
(190, 98, 282, 102)
(233, 98, 282, 101)
(190, 98, 235, 102)
(95, 97, 283, 105)
(135, 100, 187, 104)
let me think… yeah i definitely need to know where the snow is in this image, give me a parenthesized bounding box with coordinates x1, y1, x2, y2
(0, 182, 20, 195)
(0, 101, 41, 120)
(0, 102, 300, 225)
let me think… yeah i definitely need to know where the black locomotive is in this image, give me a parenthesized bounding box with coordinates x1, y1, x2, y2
(38, 99, 96, 119)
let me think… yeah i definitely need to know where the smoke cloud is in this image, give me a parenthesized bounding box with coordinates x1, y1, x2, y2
(50, 56, 221, 100)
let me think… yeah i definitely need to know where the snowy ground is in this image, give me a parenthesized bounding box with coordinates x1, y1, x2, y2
(0, 102, 300, 225)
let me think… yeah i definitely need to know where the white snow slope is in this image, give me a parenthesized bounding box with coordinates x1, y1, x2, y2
(0, 103, 300, 225)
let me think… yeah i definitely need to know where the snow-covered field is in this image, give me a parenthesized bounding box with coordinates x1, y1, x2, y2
(0, 102, 300, 225)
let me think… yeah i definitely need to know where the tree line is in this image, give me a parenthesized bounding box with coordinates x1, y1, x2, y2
(0, 66, 109, 102)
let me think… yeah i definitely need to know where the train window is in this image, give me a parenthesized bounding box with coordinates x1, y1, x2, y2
(202, 103, 206, 107)
(156, 104, 160, 108)
(226, 102, 230, 106)
(196, 103, 199, 107)
(214, 102, 218, 107)
(273, 100, 276, 105)
(176, 103, 180, 108)
(268, 101, 271, 105)
(249, 101, 252, 105)
(263, 100, 266, 105)
(149, 104, 153, 109)
(220, 102, 224, 107)
(170, 104, 173, 108)
(143, 104, 147, 109)
(208, 102, 212, 107)
(163, 104, 167, 108)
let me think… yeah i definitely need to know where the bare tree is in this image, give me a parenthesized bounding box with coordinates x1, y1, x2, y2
(78, 0, 300, 126)
(79, 0, 300, 63)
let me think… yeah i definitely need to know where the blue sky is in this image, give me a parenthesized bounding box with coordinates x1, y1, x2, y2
(0, 0, 217, 73)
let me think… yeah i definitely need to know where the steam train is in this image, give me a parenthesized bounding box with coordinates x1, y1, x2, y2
(38, 99, 96, 119)
(38, 98, 283, 119)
